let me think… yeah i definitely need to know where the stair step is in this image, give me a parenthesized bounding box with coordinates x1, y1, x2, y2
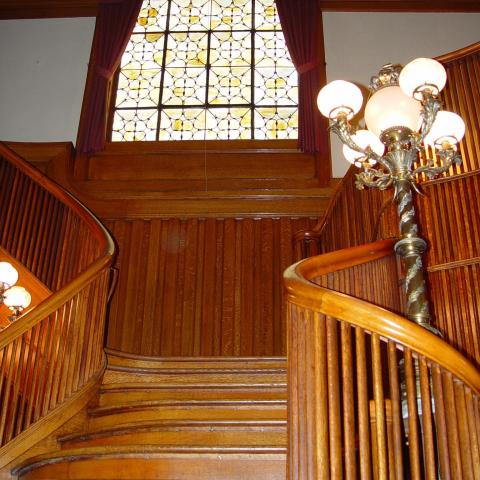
(59, 423, 287, 449)
(103, 353, 287, 388)
(15, 446, 286, 480)
(99, 384, 287, 406)
(88, 402, 286, 430)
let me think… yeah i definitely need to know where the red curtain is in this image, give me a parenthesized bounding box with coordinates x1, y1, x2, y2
(77, 0, 143, 154)
(276, 0, 325, 154)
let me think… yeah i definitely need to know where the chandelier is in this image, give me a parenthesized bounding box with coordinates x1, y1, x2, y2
(317, 58, 465, 334)
(0, 261, 31, 325)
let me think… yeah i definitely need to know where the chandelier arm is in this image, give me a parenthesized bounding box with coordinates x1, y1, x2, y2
(355, 168, 394, 191)
(330, 119, 383, 164)
(414, 94, 442, 147)
(413, 149, 462, 179)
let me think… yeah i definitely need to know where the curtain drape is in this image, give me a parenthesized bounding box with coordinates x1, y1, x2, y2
(77, 0, 143, 154)
(275, 0, 325, 154)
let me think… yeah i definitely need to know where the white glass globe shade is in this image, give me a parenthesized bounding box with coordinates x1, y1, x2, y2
(399, 58, 447, 100)
(342, 129, 385, 166)
(0, 262, 18, 288)
(317, 80, 363, 120)
(424, 111, 465, 148)
(4, 286, 31, 309)
(365, 86, 422, 137)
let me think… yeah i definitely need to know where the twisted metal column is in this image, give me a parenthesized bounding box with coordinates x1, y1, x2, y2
(393, 179, 431, 326)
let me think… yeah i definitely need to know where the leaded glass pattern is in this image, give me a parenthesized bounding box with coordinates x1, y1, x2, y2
(112, 0, 298, 141)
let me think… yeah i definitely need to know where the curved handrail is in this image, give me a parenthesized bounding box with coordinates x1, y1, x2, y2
(0, 142, 114, 256)
(435, 40, 480, 63)
(285, 240, 480, 479)
(0, 142, 115, 462)
(284, 239, 480, 395)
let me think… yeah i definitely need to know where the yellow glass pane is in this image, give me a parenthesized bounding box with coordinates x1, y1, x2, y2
(254, 67, 297, 105)
(208, 67, 251, 104)
(134, 0, 168, 32)
(254, 107, 298, 139)
(163, 68, 207, 105)
(112, 109, 158, 141)
(159, 108, 206, 140)
(165, 32, 208, 67)
(205, 108, 251, 139)
(254, 0, 280, 30)
(169, 0, 211, 31)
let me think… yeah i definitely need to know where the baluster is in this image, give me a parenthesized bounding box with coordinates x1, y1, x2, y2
(442, 370, 462, 478)
(418, 357, 436, 480)
(387, 342, 404, 479)
(404, 349, 421, 479)
(327, 316, 342, 479)
(356, 327, 372, 480)
(341, 321, 356, 479)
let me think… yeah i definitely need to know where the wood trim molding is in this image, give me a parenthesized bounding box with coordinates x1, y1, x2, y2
(319, 1, 480, 12)
(1, 1, 479, 20)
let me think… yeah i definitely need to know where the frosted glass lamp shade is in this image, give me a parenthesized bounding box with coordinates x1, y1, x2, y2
(342, 129, 385, 166)
(365, 86, 422, 137)
(317, 80, 363, 120)
(424, 111, 465, 148)
(4, 286, 31, 310)
(399, 58, 447, 100)
(0, 262, 18, 289)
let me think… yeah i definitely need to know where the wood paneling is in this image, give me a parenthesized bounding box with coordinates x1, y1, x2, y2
(105, 216, 318, 357)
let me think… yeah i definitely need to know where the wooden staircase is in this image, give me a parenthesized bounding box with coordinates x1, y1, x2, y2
(12, 351, 287, 479)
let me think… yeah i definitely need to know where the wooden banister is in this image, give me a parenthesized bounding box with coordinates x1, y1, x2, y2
(285, 240, 480, 479)
(0, 142, 115, 466)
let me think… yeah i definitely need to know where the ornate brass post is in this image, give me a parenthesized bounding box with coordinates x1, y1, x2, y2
(326, 64, 462, 333)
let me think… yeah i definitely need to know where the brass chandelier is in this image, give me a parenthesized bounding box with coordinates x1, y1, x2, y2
(317, 58, 465, 334)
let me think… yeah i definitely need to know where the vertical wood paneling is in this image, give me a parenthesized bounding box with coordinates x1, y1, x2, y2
(104, 216, 317, 356)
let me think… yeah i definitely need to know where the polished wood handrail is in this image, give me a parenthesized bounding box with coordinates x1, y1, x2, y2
(285, 240, 480, 395)
(285, 240, 480, 479)
(435, 40, 480, 63)
(0, 142, 113, 254)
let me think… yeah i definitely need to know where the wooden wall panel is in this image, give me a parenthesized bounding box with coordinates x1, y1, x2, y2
(104, 216, 318, 357)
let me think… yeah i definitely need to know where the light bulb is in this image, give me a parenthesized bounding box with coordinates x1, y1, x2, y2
(365, 86, 422, 137)
(0, 262, 18, 289)
(4, 286, 31, 310)
(399, 57, 447, 100)
(424, 111, 465, 148)
(317, 80, 363, 120)
(342, 129, 385, 166)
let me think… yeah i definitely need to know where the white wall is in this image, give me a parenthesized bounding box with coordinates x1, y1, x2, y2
(323, 13, 480, 177)
(0, 18, 95, 144)
(0, 14, 477, 165)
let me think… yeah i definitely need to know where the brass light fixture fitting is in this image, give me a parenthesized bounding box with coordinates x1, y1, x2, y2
(0, 261, 31, 326)
(317, 58, 465, 334)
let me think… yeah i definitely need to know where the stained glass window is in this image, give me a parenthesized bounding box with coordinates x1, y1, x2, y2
(111, 0, 298, 141)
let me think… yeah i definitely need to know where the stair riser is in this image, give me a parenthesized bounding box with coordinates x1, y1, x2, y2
(99, 389, 286, 406)
(19, 455, 286, 480)
(89, 408, 286, 429)
(103, 371, 286, 386)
